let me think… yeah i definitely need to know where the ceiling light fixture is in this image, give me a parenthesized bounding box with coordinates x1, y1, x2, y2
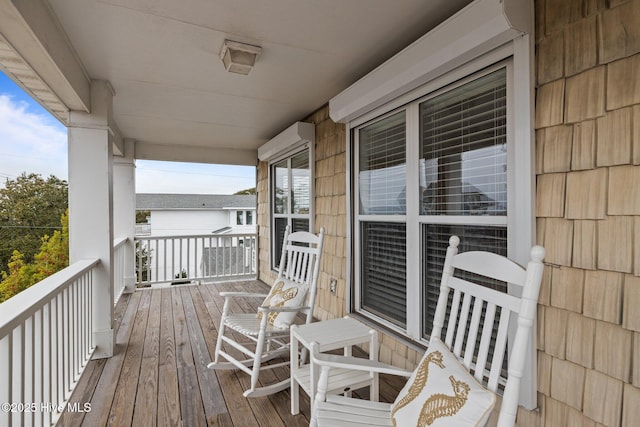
(220, 40, 262, 75)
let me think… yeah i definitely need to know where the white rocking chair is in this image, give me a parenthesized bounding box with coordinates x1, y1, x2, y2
(208, 226, 324, 397)
(311, 235, 545, 427)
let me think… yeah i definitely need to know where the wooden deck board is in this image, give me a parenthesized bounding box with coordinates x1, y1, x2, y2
(107, 290, 151, 426)
(61, 280, 402, 427)
(131, 290, 161, 427)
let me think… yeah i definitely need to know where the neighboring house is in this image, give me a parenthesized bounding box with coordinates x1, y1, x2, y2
(135, 194, 256, 284)
(135, 193, 256, 236)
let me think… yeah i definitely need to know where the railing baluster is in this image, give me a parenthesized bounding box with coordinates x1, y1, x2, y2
(0, 333, 13, 427)
(34, 309, 43, 427)
(24, 316, 34, 427)
(214, 236, 219, 277)
(17, 324, 25, 427)
(131, 232, 258, 286)
(43, 301, 51, 427)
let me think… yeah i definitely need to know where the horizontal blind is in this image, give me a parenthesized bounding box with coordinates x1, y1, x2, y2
(359, 111, 406, 215)
(361, 222, 407, 326)
(291, 151, 310, 214)
(273, 159, 288, 214)
(421, 224, 507, 336)
(419, 68, 507, 216)
(273, 218, 288, 265)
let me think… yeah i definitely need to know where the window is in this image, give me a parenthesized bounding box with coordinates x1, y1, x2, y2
(357, 111, 407, 326)
(271, 149, 312, 268)
(354, 63, 515, 340)
(236, 210, 254, 225)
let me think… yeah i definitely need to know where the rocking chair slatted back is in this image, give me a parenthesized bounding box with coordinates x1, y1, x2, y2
(276, 228, 324, 323)
(431, 236, 545, 425)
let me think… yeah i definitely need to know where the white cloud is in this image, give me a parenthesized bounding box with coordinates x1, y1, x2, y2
(0, 94, 68, 184)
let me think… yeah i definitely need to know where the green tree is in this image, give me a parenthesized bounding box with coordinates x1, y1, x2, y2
(0, 173, 68, 275)
(0, 251, 38, 302)
(0, 210, 69, 302)
(135, 241, 151, 286)
(234, 187, 256, 195)
(136, 210, 150, 223)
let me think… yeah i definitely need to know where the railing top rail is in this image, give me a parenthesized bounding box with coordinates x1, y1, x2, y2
(113, 236, 129, 249)
(134, 232, 257, 240)
(0, 258, 100, 338)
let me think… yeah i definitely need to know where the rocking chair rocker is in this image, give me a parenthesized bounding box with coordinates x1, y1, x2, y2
(208, 226, 324, 397)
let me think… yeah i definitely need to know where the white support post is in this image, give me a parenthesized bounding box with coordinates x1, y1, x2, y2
(114, 139, 137, 293)
(68, 80, 116, 359)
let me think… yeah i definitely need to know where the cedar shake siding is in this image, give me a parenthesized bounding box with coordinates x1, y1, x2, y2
(256, 1, 640, 424)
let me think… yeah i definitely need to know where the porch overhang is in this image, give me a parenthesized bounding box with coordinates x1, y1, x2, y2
(329, 0, 531, 123)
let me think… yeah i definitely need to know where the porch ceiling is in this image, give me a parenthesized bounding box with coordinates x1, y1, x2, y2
(0, 0, 472, 165)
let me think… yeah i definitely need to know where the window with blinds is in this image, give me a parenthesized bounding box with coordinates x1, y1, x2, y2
(361, 222, 407, 326)
(271, 148, 311, 269)
(356, 110, 407, 328)
(419, 68, 507, 216)
(421, 224, 507, 336)
(353, 64, 510, 340)
(359, 111, 406, 215)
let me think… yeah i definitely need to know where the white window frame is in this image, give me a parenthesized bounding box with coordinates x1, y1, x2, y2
(269, 146, 314, 270)
(353, 59, 514, 335)
(234, 210, 254, 226)
(346, 39, 536, 407)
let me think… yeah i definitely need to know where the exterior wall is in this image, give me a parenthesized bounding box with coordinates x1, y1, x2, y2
(257, 106, 349, 323)
(256, 106, 423, 371)
(257, 106, 349, 321)
(257, 2, 640, 424)
(534, 0, 640, 425)
(257, 161, 274, 283)
(149, 210, 229, 236)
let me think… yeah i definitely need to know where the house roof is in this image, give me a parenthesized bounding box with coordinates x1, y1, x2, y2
(136, 193, 256, 210)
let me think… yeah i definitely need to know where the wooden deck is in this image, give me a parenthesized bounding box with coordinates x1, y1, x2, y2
(59, 280, 403, 427)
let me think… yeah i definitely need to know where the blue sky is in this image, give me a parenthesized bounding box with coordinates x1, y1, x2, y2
(0, 71, 255, 194)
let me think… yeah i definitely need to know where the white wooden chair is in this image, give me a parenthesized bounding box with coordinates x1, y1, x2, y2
(311, 235, 545, 426)
(208, 226, 324, 397)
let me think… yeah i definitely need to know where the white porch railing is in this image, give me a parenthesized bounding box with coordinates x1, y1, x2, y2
(135, 232, 257, 287)
(0, 259, 99, 427)
(113, 237, 128, 304)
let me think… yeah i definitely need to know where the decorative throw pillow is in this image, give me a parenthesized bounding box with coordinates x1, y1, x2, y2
(258, 278, 308, 329)
(391, 337, 496, 427)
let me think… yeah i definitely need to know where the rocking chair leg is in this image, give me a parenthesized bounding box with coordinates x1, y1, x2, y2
(214, 300, 230, 364)
(214, 323, 225, 364)
(249, 317, 269, 392)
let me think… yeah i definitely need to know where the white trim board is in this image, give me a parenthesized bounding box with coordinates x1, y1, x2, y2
(257, 121, 315, 161)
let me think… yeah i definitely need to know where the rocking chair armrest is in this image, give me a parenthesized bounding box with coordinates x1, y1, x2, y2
(257, 305, 310, 314)
(219, 291, 268, 299)
(312, 351, 414, 378)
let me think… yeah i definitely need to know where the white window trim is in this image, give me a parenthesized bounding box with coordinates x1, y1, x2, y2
(259, 121, 316, 271)
(268, 146, 315, 270)
(336, 0, 536, 405)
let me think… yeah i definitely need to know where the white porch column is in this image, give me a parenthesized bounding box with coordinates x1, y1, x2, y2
(68, 80, 116, 359)
(113, 139, 137, 294)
